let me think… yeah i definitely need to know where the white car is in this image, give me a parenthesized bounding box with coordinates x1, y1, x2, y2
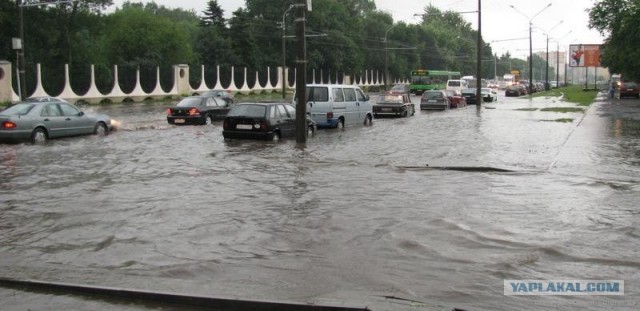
(481, 88, 497, 102)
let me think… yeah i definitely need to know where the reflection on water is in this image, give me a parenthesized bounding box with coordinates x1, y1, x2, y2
(0, 95, 639, 310)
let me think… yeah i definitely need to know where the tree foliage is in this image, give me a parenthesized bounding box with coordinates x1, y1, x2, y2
(589, 0, 640, 81)
(0, 0, 521, 96)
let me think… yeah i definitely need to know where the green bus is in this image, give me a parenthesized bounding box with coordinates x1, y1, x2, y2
(410, 70, 461, 94)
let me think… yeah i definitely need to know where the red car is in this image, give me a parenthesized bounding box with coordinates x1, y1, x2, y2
(445, 90, 467, 108)
(616, 81, 639, 99)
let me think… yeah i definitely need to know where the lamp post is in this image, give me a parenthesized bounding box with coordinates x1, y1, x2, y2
(281, 4, 295, 99)
(510, 3, 552, 95)
(543, 20, 563, 90)
(554, 30, 572, 88)
(384, 24, 396, 89)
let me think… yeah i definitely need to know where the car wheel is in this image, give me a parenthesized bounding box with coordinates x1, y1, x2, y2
(402, 110, 408, 117)
(31, 128, 48, 144)
(307, 125, 315, 137)
(364, 114, 372, 126)
(336, 119, 344, 130)
(271, 132, 280, 142)
(94, 122, 108, 136)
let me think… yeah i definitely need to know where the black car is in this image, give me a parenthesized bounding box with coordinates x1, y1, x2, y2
(373, 94, 414, 118)
(505, 85, 521, 97)
(461, 88, 478, 105)
(167, 95, 231, 125)
(222, 102, 316, 141)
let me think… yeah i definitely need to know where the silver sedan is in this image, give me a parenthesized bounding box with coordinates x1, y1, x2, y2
(0, 98, 112, 144)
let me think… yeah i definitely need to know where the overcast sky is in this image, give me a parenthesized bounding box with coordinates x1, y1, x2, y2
(113, 0, 604, 60)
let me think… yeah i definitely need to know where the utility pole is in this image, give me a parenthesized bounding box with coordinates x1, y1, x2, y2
(295, 0, 308, 144)
(17, 0, 26, 100)
(475, 0, 482, 109)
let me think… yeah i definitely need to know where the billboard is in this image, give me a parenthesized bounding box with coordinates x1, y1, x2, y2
(569, 44, 602, 67)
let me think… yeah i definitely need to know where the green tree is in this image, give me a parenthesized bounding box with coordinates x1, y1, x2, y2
(589, 0, 640, 81)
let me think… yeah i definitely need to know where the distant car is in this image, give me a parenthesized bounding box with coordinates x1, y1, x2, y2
(445, 90, 467, 108)
(616, 81, 639, 99)
(200, 89, 234, 105)
(420, 90, 450, 110)
(222, 102, 316, 141)
(505, 85, 520, 97)
(167, 95, 231, 125)
(0, 99, 112, 144)
(386, 83, 411, 95)
(481, 88, 497, 102)
(461, 88, 478, 105)
(373, 94, 414, 117)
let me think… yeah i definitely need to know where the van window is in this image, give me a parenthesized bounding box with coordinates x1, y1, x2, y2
(344, 88, 357, 101)
(306, 86, 329, 102)
(332, 88, 345, 102)
(356, 89, 366, 101)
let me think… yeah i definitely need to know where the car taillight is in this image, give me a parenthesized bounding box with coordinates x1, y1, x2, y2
(166, 108, 172, 115)
(326, 112, 333, 119)
(2, 121, 17, 129)
(188, 108, 200, 116)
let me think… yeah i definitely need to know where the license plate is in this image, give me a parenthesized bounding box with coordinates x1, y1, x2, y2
(627, 89, 634, 91)
(174, 119, 185, 124)
(428, 100, 437, 103)
(382, 108, 392, 111)
(236, 124, 252, 130)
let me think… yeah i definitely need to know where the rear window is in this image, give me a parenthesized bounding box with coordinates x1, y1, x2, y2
(425, 91, 443, 99)
(448, 81, 461, 87)
(227, 104, 267, 118)
(378, 95, 404, 104)
(176, 97, 203, 107)
(1, 103, 35, 116)
(306, 87, 329, 102)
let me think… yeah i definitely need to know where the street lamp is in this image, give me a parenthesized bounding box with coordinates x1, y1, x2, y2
(543, 20, 563, 90)
(384, 24, 396, 89)
(509, 3, 552, 94)
(555, 30, 572, 88)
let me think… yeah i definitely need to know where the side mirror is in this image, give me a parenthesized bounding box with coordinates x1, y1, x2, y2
(78, 111, 85, 116)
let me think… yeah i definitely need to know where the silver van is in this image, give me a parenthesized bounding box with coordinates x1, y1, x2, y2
(295, 84, 373, 129)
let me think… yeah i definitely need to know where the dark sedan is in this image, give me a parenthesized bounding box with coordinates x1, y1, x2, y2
(373, 94, 414, 117)
(461, 88, 478, 105)
(505, 86, 521, 97)
(420, 90, 450, 110)
(222, 102, 316, 141)
(167, 95, 231, 125)
(0, 98, 112, 144)
(616, 81, 639, 99)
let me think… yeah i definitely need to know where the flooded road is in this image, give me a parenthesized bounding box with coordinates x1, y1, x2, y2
(1, 93, 639, 310)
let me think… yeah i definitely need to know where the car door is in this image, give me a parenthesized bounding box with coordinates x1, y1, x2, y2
(276, 104, 295, 138)
(342, 87, 360, 125)
(59, 102, 94, 136)
(354, 88, 371, 121)
(39, 103, 68, 138)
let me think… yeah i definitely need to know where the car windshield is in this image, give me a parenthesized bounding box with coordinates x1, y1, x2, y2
(0, 103, 35, 116)
(377, 95, 404, 104)
(227, 104, 267, 117)
(176, 97, 203, 107)
(424, 92, 443, 99)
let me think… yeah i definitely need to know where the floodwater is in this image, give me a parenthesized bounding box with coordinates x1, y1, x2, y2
(0, 93, 638, 310)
